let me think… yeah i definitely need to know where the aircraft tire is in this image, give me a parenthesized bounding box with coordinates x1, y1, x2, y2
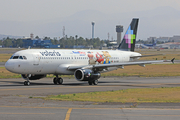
(24, 81, 27, 85)
(53, 77, 58, 85)
(57, 78, 63, 84)
(93, 79, 98, 85)
(27, 81, 30, 86)
(24, 81, 30, 86)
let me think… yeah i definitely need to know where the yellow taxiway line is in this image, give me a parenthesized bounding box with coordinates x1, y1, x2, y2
(65, 108, 72, 120)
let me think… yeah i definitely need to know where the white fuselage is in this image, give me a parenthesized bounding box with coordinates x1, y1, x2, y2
(5, 49, 141, 75)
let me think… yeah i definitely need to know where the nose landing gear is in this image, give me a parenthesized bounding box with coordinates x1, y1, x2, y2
(24, 81, 30, 86)
(24, 74, 31, 86)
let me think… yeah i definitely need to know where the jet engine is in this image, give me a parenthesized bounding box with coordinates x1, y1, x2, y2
(21, 74, 46, 80)
(74, 69, 100, 81)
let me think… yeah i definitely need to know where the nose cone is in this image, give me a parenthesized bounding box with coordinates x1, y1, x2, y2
(5, 60, 15, 72)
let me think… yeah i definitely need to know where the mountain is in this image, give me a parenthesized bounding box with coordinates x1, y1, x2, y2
(0, 34, 22, 40)
(0, 6, 180, 40)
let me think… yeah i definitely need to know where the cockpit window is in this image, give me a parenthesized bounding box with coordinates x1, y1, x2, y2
(13, 56, 19, 59)
(10, 56, 13, 59)
(11, 56, 27, 60)
(23, 56, 27, 60)
(19, 56, 23, 59)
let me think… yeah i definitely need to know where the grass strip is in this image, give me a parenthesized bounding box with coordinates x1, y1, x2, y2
(102, 64, 180, 77)
(44, 87, 180, 103)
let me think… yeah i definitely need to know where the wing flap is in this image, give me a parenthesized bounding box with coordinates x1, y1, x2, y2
(67, 60, 164, 70)
(130, 54, 163, 59)
(93, 60, 164, 68)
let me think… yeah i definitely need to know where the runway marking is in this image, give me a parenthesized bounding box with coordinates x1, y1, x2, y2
(82, 113, 180, 117)
(0, 83, 180, 91)
(1, 106, 180, 111)
(0, 86, 109, 91)
(65, 108, 72, 120)
(0, 112, 54, 115)
(0, 106, 69, 109)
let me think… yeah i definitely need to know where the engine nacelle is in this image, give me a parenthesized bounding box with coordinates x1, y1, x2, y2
(21, 74, 46, 80)
(74, 69, 101, 81)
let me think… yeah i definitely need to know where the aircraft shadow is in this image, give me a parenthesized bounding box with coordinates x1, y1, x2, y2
(0, 80, 88, 87)
(0, 80, 144, 87)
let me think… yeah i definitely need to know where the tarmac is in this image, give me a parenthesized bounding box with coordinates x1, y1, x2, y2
(1, 77, 180, 120)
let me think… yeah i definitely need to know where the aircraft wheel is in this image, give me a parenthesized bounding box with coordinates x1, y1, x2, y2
(88, 81, 92, 85)
(24, 81, 27, 85)
(27, 81, 30, 86)
(57, 78, 63, 84)
(24, 81, 30, 86)
(93, 79, 98, 85)
(53, 77, 58, 84)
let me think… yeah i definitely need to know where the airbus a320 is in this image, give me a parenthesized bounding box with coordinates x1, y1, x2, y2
(5, 18, 165, 86)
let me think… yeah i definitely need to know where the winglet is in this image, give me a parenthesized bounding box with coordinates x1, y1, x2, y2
(171, 58, 175, 64)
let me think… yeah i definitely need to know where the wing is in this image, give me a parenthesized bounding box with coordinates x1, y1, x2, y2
(67, 60, 164, 71)
(130, 54, 163, 59)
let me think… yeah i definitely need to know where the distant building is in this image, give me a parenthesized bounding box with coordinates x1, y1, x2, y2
(169, 35, 180, 42)
(147, 37, 156, 42)
(147, 35, 180, 43)
(22, 38, 60, 48)
(157, 37, 170, 42)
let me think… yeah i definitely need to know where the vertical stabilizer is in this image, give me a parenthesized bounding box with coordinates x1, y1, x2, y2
(118, 18, 139, 51)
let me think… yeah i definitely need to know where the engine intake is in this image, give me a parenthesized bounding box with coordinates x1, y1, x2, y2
(21, 74, 46, 80)
(74, 69, 100, 81)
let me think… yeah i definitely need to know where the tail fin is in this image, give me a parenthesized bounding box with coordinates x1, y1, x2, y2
(152, 39, 156, 46)
(118, 18, 139, 52)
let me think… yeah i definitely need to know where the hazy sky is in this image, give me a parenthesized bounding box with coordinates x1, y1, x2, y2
(1, 0, 180, 22)
(0, 0, 180, 39)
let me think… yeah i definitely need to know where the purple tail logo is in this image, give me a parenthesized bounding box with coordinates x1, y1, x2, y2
(124, 26, 136, 48)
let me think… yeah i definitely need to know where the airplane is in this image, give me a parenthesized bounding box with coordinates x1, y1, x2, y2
(143, 39, 156, 48)
(5, 18, 166, 86)
(136, 39, 156, 49)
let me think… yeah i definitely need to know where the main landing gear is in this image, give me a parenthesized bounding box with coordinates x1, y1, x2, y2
(53, 75, 63, 85)
(88, 79, 98, 85)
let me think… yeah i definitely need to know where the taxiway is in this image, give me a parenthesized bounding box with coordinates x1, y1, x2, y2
(1, 77, 180, 120)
